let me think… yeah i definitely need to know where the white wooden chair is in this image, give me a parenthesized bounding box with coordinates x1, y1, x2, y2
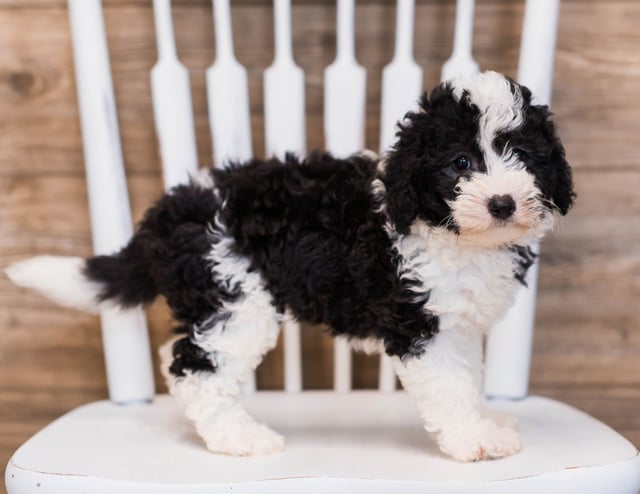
(5, 0, 640, 493)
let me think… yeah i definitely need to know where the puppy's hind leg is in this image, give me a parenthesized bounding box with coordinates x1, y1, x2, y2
(159, 285, 283, 456)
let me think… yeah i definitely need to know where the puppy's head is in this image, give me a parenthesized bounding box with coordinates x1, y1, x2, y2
(382, 71, 575, 247)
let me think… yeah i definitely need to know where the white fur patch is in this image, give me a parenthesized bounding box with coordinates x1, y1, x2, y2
(5, 256, 103, 313)
(392, 223, 521, 334)
(349, 336, 385, 355)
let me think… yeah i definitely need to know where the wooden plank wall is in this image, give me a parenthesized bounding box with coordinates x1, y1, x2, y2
(1, 0, 639, 481)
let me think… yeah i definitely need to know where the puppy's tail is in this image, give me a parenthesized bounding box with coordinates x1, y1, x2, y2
(6, 245, 157, 313)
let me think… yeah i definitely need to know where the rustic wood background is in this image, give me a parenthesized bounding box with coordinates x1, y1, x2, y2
(1, 0, 639, 485)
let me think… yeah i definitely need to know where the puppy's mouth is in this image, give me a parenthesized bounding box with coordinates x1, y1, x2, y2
(446, 171, 554, 247)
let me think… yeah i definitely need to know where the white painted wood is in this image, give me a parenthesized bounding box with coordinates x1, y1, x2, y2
(333, 337, 352, 392)
(323, 0, 367, 158)
(484, 0, 560, 400)
(7, 394, 640, 493)
(264, 0, 306, 159)
(67, 0, 154, 405)
(7, 462, 640, 494)
(515, 0, 560, 107)
(151, 0, 199, 189)
(378, 354, 396, 392)
(207, 0, 253, 167)
(441, 0, 479, 81)
(379, 0, 422, 152)
(283, 312, 303, 392)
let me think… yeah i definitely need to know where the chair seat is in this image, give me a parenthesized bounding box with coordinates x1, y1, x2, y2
(6, 392, 640, 494)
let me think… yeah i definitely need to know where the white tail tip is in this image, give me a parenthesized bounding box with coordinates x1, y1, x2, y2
(5, 256, 103, 313)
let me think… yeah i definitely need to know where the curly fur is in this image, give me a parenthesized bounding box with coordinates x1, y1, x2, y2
(6, 71, 574, 462)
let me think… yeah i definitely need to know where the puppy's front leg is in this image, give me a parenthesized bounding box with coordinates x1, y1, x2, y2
(393, 330, 521, 462)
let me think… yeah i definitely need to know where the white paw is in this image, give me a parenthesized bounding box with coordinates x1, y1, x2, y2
(197, 415, 285, 456)
(437, 419, 521, 462)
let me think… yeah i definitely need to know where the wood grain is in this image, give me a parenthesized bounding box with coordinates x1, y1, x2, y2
(1, 1, 639, 490)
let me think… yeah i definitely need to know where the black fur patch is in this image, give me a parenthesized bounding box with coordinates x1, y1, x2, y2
(510, 245, 537, 286)
(213, 153, 440, 358)
(169, 335, 217, 377)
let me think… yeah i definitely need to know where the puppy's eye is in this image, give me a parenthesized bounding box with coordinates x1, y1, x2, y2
(512, 148, 528, 160)
(452, 155, 472, 172)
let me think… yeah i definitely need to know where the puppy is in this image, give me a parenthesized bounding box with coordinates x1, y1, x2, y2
(7, 71, 574, 462)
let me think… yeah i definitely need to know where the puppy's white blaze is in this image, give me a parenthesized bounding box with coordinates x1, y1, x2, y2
(451, 71, 520, 114)
(395, 223, 519, 333)
(5, 256, 102, 313)
(451, 71, 525, 166)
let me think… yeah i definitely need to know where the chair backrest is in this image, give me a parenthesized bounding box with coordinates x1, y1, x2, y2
(66, 0, 560, 404)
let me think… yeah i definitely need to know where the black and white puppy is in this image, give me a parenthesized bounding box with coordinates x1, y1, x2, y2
(7, 71, 574, 462)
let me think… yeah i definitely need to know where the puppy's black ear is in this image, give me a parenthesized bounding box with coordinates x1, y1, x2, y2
(383, 153, 419, 234)
(382, 91, 435, 234)
(551, 144, 575, 215)
(542, 111, 576, 215)
(523, 99, 576, 216)
(518, 82, 533, 105)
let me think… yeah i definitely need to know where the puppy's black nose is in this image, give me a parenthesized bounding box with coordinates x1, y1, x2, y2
(488, 194, 516, 220)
